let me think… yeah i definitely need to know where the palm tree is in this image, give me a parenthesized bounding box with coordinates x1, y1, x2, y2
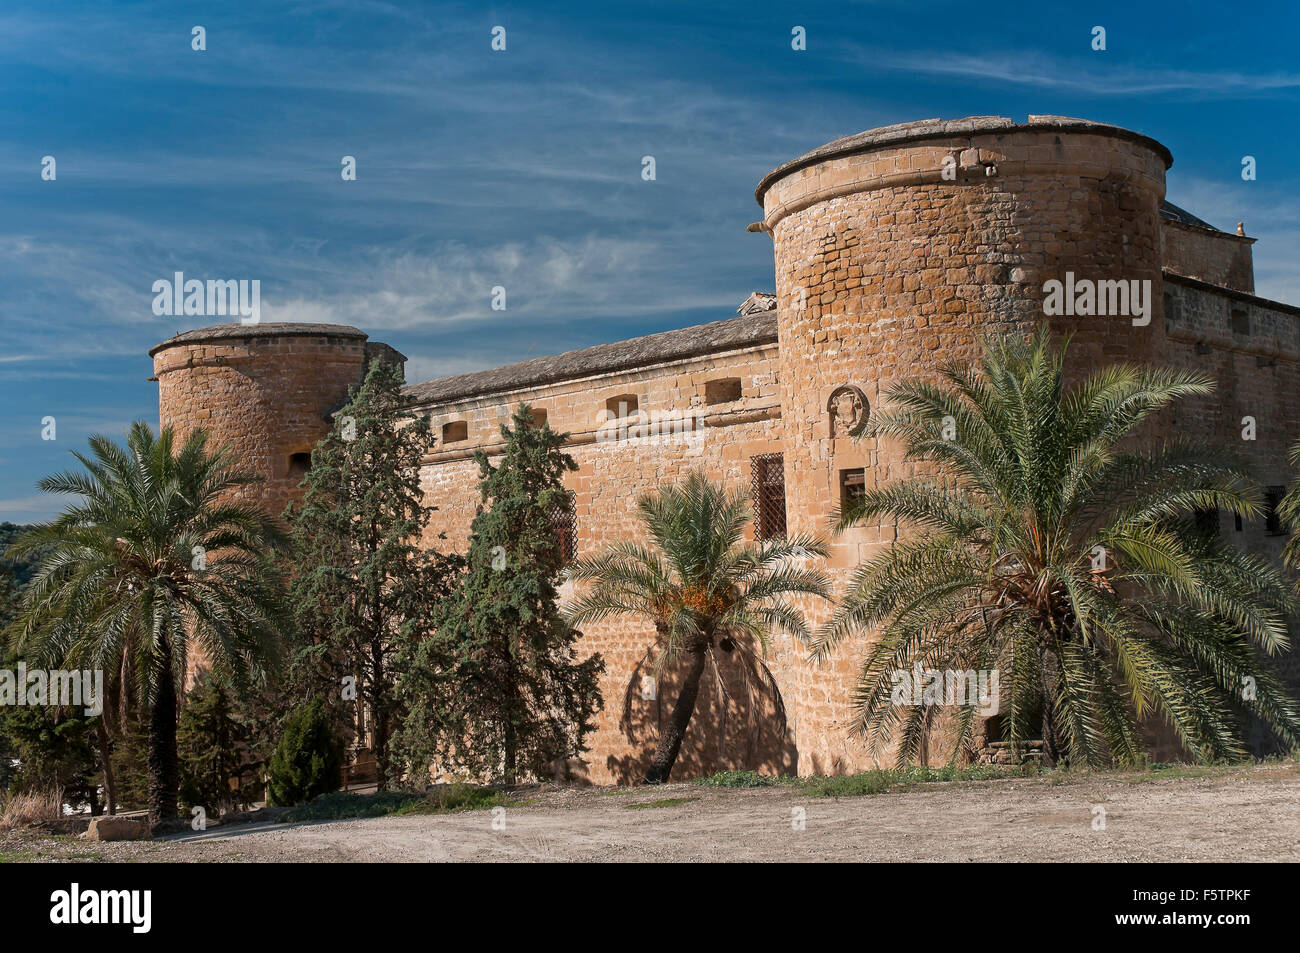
(811, 330, 1300, 768)
(5, 423, 289, 829)
(565, 472, 830, 783)
(1279, 441, 1300, 573)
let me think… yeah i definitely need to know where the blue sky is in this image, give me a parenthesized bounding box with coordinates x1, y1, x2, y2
(2, 0, 1298, 520)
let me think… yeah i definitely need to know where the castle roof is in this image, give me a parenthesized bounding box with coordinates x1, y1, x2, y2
(404, 308, 778, 407)
(149, 322, 367, 357)
(755, 114, 1175, 204)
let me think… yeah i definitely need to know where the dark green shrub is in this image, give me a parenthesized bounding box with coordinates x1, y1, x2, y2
(266, 698, 342, 806)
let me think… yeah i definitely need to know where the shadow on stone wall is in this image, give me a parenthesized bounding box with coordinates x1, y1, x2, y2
(604, 638, 798, 784)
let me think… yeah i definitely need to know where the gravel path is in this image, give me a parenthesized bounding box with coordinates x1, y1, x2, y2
(8, 763, 1298, 862)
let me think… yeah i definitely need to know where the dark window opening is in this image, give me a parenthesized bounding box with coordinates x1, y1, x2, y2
(1234, 511, 1244, 532)
(1265, 486, 1286, 535)
(840, 468, 867, 512)
(1193, 507, 1219, 540)
(751, 453, 787, 541)
(551, 500, 577, 563)
(984, 714, 1004, 744)
(287, 451, 312, 481)
(605, 394, 639, 418)
(1163, 292, 1179, 325)
(442, 421, 468, 443)
(1231, 308, 1250, 336)
(704, 378, 743, 405)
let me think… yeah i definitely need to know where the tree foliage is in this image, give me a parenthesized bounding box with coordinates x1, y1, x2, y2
(266, 697, 342, 806)
(399, 404, 603, 784)
(285, 359, 458, 790)
(4, 422, 289, 827)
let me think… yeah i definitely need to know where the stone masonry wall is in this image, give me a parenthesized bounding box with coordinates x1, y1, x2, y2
(1161, 220, 1255, 293)
(153, 329, 369, 521)
(415, 343, 798, 783)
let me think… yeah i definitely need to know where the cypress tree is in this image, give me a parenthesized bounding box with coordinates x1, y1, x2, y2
(286, 359, 457, 791)
(401, 405, 603, 784)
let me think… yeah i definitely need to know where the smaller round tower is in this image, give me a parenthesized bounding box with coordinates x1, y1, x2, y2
(149, 322, 404, 519)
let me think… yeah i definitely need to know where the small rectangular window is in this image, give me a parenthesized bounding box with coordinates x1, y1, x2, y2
(751, 453, 786, 541)
(704, 378, 742, 405)
(442, 421, 468, 443)
(840, 468, 867, 511)
(1163, 292, 1179, 326)
(528, 408, 548, 428)
(1264, 486, 1286, 535)
(1231, 308, 1250, 336)
(287, 451, 312, 480)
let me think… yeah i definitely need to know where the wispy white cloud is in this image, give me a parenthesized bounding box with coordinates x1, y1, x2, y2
(847, 48, 1300, 98)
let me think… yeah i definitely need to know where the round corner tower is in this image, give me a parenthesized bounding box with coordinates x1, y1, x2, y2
(755, 114, 1173, 565)
(753, 115, 1173, 770)
(150, 322, 399, 520)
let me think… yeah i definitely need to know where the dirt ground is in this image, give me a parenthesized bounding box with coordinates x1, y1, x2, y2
(7, 762, 1299, 862)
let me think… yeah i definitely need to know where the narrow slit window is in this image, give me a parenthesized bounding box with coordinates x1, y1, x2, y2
(1264, 486, 1286, 535)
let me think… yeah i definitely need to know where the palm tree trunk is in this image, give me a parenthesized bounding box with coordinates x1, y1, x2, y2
(147, 639, 179, 831)
(96, 716, 117, 815)
(1039, 642, 1061, 768)
(644, 644, 708, 784)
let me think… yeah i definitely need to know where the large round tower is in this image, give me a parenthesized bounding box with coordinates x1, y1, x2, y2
(150, 322, 404, 519)
(754, 116, 1172, 769)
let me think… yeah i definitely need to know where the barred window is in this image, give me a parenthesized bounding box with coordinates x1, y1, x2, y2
(551, 500, 577, 562)
(751, 453, 787, 541)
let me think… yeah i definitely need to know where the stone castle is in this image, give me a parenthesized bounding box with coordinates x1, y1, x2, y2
(151, 116, 1300, 782)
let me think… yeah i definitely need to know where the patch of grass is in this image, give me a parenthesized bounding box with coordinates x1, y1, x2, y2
(693, 770, 793, 788)
(0, 787, 63, 831)
(800, 764, 1038, 798)
(624, 796, 700, 810)
(281, 784, 511, 822)
(391, 784, 511, 816)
